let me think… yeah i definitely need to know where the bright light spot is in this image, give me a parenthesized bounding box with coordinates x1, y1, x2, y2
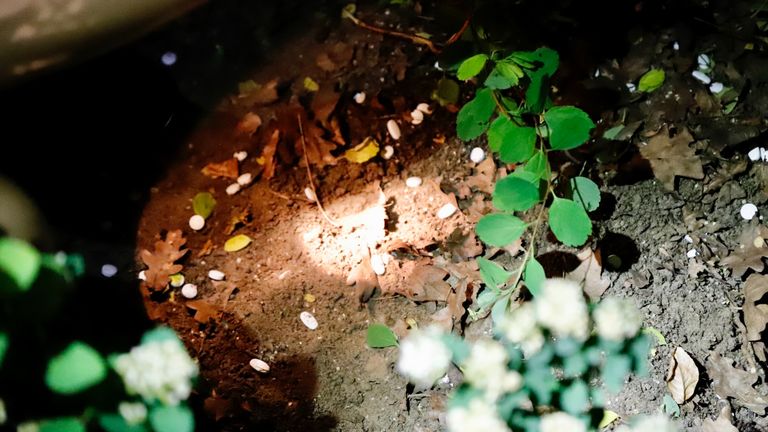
(161, 51, 177, 66)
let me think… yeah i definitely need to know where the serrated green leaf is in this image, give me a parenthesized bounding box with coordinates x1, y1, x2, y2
(523, 257, 545, 296)
(0, 332, 7, 368)
(513, 48, 559, 75)
(149, 405, 194, 432)
(493, 176, 540, 212)
(544, 106, 595, 150)
(561, 379, 590, 414)
(456, 88, 496, 141)
(478, 257, 512, 289)
(569, 177, 601, 212)
(485, 69, 515, 90)
(457, 54, 488, 80)
(45, 341, 106, 395)
(99, 414, 148, 432)
(432, 78, 460, 106)
(366, 324, 398, 348)
(638, 68, 665, 93)
(39, 418, 85, 432)
(476, 214, 527, 247)
(192, 192, 216, 219)
(0, 237, 41, 292)
(487, 117, 537, 163)
(523, 150, 549, 180)
(548, 198, 592, 247)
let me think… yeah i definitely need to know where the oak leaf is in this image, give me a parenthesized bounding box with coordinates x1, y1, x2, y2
(202, 158, 239, 180)
(185, 300, 222, 324)
(721, 225, 768, 277)
(743, 274, 768, 342)
(639, 125, 704, 190)
(707, 352, 768, 415)
(140, 230, 188, 290)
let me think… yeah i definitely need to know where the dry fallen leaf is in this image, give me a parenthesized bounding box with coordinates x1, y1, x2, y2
(204, 393, 233, 422)
(235, 112, 262, 136)
(721, 225, 768, 277)
(639, 125, 704, 191)
(566, 248, 610, 300)
(701, 404, 738, 432)
(202, 158, 240, 180)
(444, 228, 483, 261)
(464, 158, 497, 196)
(197, 239, 214, 258)
(346, 255, 379, 304)
(406, 262, 451, 302)
(261, 129, 280, 180)
(743, 274, 768, 344)
(707, 352, 768, 415)
(140, 230, 188, 290)
(344, 137, 380, 163)
(666, 347, 699, 404)
(185, 300, 222, 324)
(315, 42, 353, 72)
(238, 79, 278, 105)
(224, 206, 252, 236)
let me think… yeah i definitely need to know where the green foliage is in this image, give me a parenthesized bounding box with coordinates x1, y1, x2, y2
(492, 176, 540, 212)
(149, 405, 194, 432)
(662, 394, 681, 417)
(39, 417, 86, 432)
(487, 117, 536, 163)
(192, 192, 216, 219)
(457, 54, 488, 80)
(366, 324, 398, 348)
(432, 78, 460, 106)
(548, 198, 592, 247)
(100, 414, 149, 432)
(476, 214, 527, 247)
(45, 341, 107, 395)
(456, 88, 496, 140)
(0, 237, 41, 292)
(523, 257, 545, 296)
(544, 106, 595, 150)
(0, 332, 7, 368)
(638, 69, 665, 93)
(569, 177, 601, 212)
(478, 258, 511, 290)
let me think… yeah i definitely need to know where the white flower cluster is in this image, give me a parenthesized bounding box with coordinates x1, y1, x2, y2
(113, 338, 198, 406)
(615, 414, 679, 432)
(594, 297, 643, 341)
(536, 278, 589, 340)
(118, 401, 148, 425)
(540, 411, 587, 432)
(499, 302, 544, 357)
(447, 398, 510, 432)
(396, 326, 452, 388)
(462, 339, 522, 401)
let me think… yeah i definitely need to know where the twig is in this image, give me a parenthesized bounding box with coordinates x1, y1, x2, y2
(297, 115, 341, 227)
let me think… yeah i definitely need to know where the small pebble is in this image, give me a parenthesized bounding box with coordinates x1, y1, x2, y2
(741, 203, 758, 220)
(683, 234, 693, 243)
(169, 273, 185, 288)
(686, 249, 698, 258)
(189, 214, 205, 231)
(304, 187, 317, 202)
(233, 151, 248, 161)
(410, 109, 424, 125)
(208, 269, 225, 281)
(692, 70, 711, 84)
(226, 183, 241, 195)
(469, 147, 485, 163)
(709, 82, 724, 94)
(237, 173, 253, 186)
(382, 145, 395, 160)
(386, 120, 401, 140)
(353, 92, 366, 104)
(371, 254, 386, 275)
(249, 358, 270, 373)
(437, 203, 458, 219)
(101, 264, 118, 278)
(138, 270, 146, 281)
(161, 51, 177, 66)
(416, 103, 432, 115)
(181, 283, 198, 299)
(405, 176, 422, 188)
(748, 147, 768, 162)
(300, 311, 319, 330)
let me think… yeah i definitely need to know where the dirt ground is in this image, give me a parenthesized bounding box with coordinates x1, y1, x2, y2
(133, 1, 768, 431)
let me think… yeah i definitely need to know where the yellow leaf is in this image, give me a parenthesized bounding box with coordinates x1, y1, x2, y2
(304, 293, 316, 303)
(304, 77, 319, 92)
(344, 137, 379, 163)
(224, 234, 252, 252)
(599, 410, 619, 429)
(642, 326, 667, 345)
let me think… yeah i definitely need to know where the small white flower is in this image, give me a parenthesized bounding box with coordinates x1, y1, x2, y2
(462, 339, 522, 400)
(540, 412, 586, 432)
(396, 326, 452, 388)
(535, 278, 589, 340)
(118, 401, 147, 425)
(594, 297, 643, 341)
(447, 398, 510, 432)
(499, 303, 544, 357)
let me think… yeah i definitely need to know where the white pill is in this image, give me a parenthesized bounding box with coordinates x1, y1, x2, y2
(386, 120, 401, 140)
(382, 145, 394, 160)
(101, 264, 118, 278)
(469, 147, 485, 163)
(405, 176, 422, 188)
(416, 103, 432, 114)
(709, 82, 724, 94)
(353, 92, 366, 104)
(233, 151, 248, 161)
(189, 214, 205, 231)
(169, 273, 185, 288)
(683, 234, 693, 243)
(208, 270, 225, 281)
(741, 203, 758, 220)
(437, 203, 458, 219)
(304, 187, 317, 202)
(626, 82, 636, 93)
(371, 254, 386, 275)
(249, 358, 270, 373)
(686, 249, 698, 258)
(411, 109, 424, 125)
(138, 270, 146, 281)
(226, 183, 241, 195)
(237, 173, 253, 186)
(673, 41, 680, 51)
(748, 147, 767, 162)
(161, 51, 177, 66)
(697, 53, 711, 69)
(181, 283, 198, 298)
(300, 311, 318, 330)
(692, 70, 711, 84)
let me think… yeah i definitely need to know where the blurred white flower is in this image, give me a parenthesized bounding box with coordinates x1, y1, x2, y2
(113, 338, 198, 406)
(595, 297, 643, 341)
(118, 401, 147, 425)
(447, 398, 510, 432)
(535, 278, 589, 340)
(540, 411, 586, 432)
(615, 414, 678, 432)
(396, 326, 452, 388)
(499, 303, 544, 357)
(462, 339, 522, 400)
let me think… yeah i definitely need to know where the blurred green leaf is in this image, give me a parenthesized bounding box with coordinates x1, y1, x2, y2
(192, 192, 216, 219)
(432, 78, 460, 106)
(99, 414, 148, 432)
(638, 69, 665, 93)
(561, 379, 590, 414)
(602, 353, 631, 393)
(149, 405, 194, 432)
(39, 417, 85, 432)
(45, 341, 107, 394)
(457, 54, 488, 80)
(0, 332, 7, 368)
(476, 214, 527, 247)
(0, 237, 41, 293)
(141, 327, 180, 345)
(663, 394, 681, 417)
(366, 324, 398, 348)
(477, 257, 511, 289)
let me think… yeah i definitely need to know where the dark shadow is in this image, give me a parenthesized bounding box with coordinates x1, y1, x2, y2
(536, 251, 581, 278)
(597, 232, 640, 273)
(590, 192, 617, 221)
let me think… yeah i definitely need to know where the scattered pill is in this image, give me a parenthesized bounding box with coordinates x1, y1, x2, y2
(411, 109, 424, 125)
(382, 145, 395, 160)
(237, 173, 253, 186)
(386, 120, 401, 140)
(101, 264, 118, 278)
(686, 249, 698, 258)
(416, 103, 432, 115)
(405, 177, 422, 188)
(470, 147, 485, 163)
(249, 358, 270, 373)
(353, 92, 366, 104)
(208, 270, 225, 281)
(437, 203, 458, 219)
(741, 203, 758, 220)
(304, 187, 317, 202)
(709, 82, 724, 94)
(138, 270, 146, 281)
(300, 311, 319, 330)
(692, 70, 711, 84)
(233, 151, 248, 161)
(226, 183, 241, 195)
(181, 283, 198, 298)
(161, 51, 177, 66)
(748, 147, 768, 162)
(189, 214, 205, 231)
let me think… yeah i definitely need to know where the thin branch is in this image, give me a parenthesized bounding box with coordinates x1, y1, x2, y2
(297, 115, 341, 227)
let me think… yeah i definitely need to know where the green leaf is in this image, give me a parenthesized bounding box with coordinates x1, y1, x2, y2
(485, 62, 523, 89)
(457, 54, 488, 80)
(0, 332, 7, 368)
(523, 150, 549, 181)
(99, 414, 148, 432)
(476, 213, 527, 247)
(487, 117, 536, 163)
(141, 326, 180, 345)
(493, 176, 540, 212)
(569, 177, 601, 212)
(563, 352, 588, 378)
(39, 417, 85, 432)
(523, 257, 545, 296)
(512, 48, 559, 75)
(477, 257, 512, 289)
(440, 333, 470, 364)
(0, 237, 41, 292)
(599, 410, 620, 429)
(476, 289, 500, 310)
(524, 366, 558, 405)
(525, 71, 550, 114)
(456, 89, 496, 140)
(491, 293, 510, 326)
(602, 353, 631, 393)
(662, 394, 681, 417)
(642, 327, 667, 346)
(432, 78, 460, 106)
(366, 324, 398, 348)
(149, 405, 194, 432)
(192, 192, 216, 219)
(548, 198, 592, 247)
(45, 341, 107, 394)
(602, 125, 624, 140)
(544, 106, 595, 150)
(638, 68, 665, 93)
(561, 379, 590, 414)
